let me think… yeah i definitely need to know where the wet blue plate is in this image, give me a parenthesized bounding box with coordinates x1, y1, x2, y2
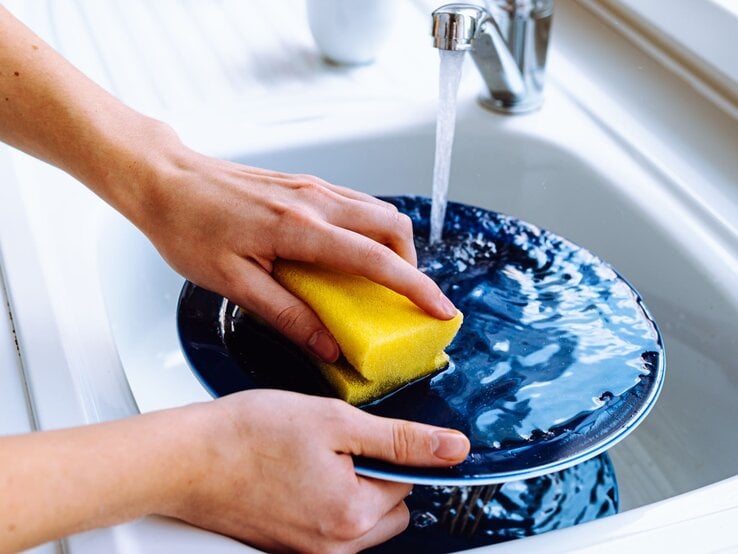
(177, 196, 665, 485)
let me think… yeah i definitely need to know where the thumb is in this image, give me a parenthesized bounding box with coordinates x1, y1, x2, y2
(345, 411, 470, 467)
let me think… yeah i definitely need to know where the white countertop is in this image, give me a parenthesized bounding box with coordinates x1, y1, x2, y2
(3, 0, 449, 129)
(0, 261, 56, 554)
(0, 267, 32, 435)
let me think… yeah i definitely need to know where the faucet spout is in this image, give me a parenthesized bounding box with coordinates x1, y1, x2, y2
(431, 1, 553, 114)
(431, 4, 485, 51)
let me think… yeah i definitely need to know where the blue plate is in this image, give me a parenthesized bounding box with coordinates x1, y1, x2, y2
(177, 196, 664, 485)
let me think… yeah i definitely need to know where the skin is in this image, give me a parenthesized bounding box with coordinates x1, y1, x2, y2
(0, 7, 469, 554)
(0, 7, 456, 362)
(1, 390, 470, 553)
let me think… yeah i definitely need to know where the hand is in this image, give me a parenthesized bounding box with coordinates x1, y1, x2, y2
(125, 131, 457, 362)
(0, 5, 456, 363)
(165, 390, 470, 553)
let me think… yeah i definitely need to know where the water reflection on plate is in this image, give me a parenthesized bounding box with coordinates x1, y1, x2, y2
(177, 196, 664, 485)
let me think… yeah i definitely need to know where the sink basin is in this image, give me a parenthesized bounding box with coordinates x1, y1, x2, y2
(0, 0, 733, 550)
(96, 94, 738, 522)
(54, 84, 738, 551)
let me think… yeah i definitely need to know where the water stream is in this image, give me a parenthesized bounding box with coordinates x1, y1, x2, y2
(430, 50, 466, 244)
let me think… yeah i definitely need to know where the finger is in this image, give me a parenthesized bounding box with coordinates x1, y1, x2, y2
(284, 223, 457, 320)
(281, 176, 418, 266)
(324, 198, 417, 266)
(315, 179, 389, 208)
(354, 476, 413, 521)
(350, 501, 410, 552)
(222, 257, 340, 362)
(342, 411, 470, 467)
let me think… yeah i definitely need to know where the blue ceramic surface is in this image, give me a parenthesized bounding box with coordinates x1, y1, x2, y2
(177, 196, 664, 484)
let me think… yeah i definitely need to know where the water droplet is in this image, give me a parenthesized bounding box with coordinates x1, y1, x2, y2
(410, 510, 438, 529)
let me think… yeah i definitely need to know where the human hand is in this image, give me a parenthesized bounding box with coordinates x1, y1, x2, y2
(164, 390, 470, 553)
(122, 129, 457, 362)
(0, 6, 456, 364)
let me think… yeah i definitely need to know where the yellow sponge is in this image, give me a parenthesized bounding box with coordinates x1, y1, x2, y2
(318, 352, 450, 406)
(273, 260, 463, 404)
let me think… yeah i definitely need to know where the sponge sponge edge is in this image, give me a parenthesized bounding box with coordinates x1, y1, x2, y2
(273, 260, 463, 401)
(320, 352, 450, 406)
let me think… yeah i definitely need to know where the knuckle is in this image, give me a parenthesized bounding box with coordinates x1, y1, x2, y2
(216, 263, 249, 302)
(324, 399, 357, 433)
(294, 173, 320, 183)
(327, 509, 375, 541)
(281, 204, 313, 226)
(325, 397, 351, 417)
(419, 272, 440, 295)
(362, 241, 390, 267)
(393, 211, 414, 238)
(391, 422, 415, 463)
(267, 199, 291, 218)
(379, 199, 399, 213)
(294, 177, 328, 197)
(273, 303, 307, 335)
(394, 501, 411, 533)
(277, 208, 321, 250)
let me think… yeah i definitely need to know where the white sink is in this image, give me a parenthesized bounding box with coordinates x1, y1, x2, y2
(0, 1, 735, 551)
(96, 90, 738, 526)
(3, 67, 737, 554)
(1, 90, 734, 549)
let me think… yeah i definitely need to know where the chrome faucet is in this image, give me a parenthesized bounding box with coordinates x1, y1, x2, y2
(431, 1, 553, 114)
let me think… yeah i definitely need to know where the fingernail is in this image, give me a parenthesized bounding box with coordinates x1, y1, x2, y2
(439, 293, 457, 319)
(308, 330, 339, 362)
(432, 431, 469, 462)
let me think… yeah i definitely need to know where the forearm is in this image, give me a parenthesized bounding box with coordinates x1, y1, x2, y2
(0, 6, 179, 229)
(0, 405, 205, 553)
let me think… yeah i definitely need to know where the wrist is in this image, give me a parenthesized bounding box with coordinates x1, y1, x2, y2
(137, 398, 212, 517)
(144, 401, 221, 519)
(85, 113, 191, 229)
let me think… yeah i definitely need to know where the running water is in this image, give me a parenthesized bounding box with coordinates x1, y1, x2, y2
(430, 49, 466, 244)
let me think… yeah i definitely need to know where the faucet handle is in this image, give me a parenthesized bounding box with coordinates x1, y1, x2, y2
(431, 4, 487, 51)
(431, 1, 551, 113)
